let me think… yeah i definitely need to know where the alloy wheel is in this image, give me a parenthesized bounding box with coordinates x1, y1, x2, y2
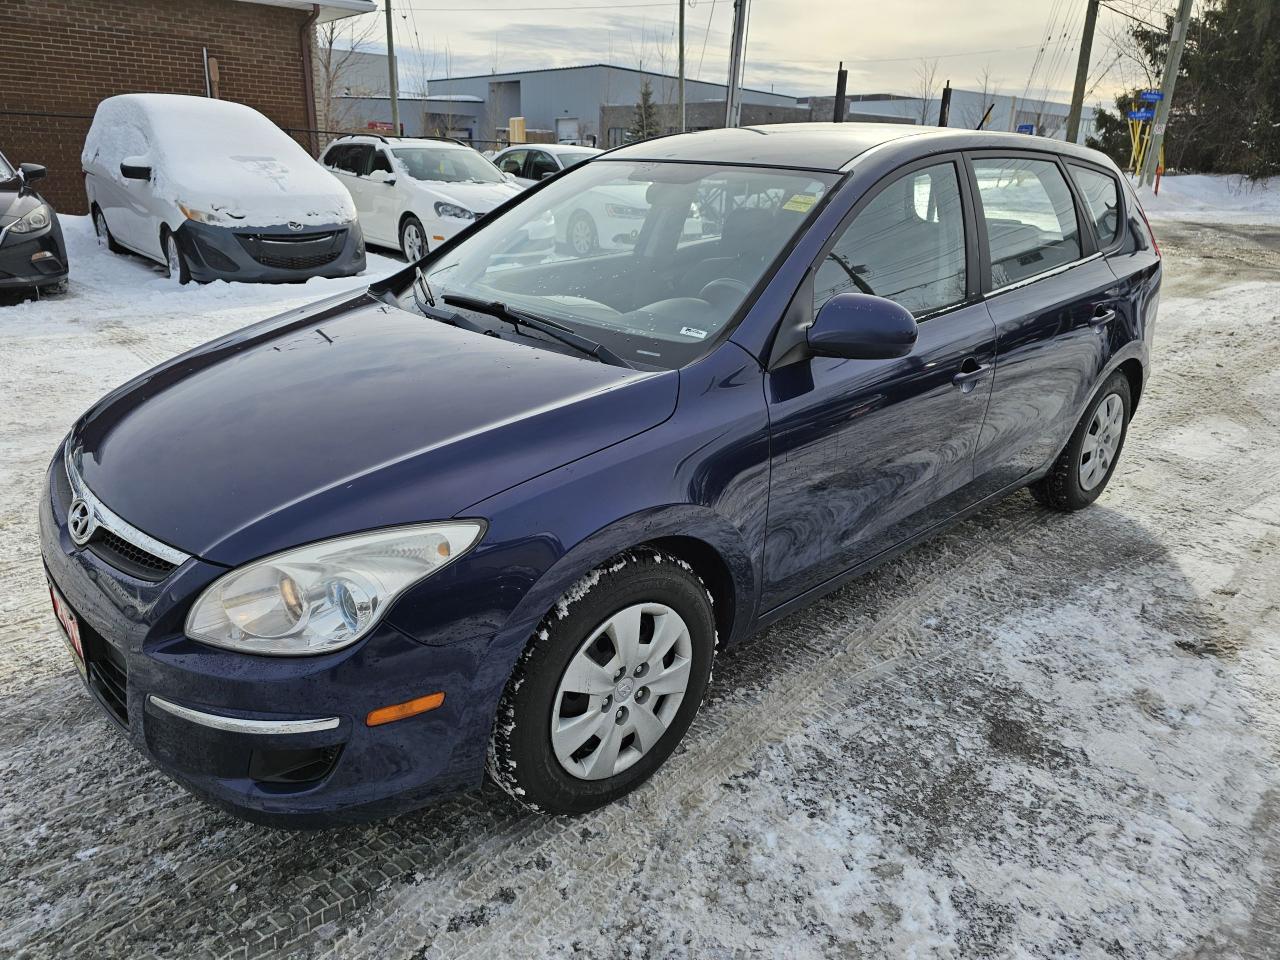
(568, 217, 595, 256)
(94, 211, 108, 245)
(550, 602, 693, 781)
(403, 223, 425, 261)
(1080, 392, 1124, 490)
(166, 236, 182, 279)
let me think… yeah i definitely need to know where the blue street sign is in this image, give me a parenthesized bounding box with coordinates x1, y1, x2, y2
(1015, 123, 1036, 135)
(1139, 90, 1164, 102)
(1127, 108, 1155, 121)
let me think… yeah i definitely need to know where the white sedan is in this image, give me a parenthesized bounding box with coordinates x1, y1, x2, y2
(321, 136, 549, 260)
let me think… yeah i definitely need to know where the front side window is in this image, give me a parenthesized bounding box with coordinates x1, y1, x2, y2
(814, 162, 967, 317)
(418, 161, 838, 369)
(1068, 163, 1121, 248)
(391, 147, 504, 184)
(495, 150, 526, 176)
(973, 156, 1081, 287)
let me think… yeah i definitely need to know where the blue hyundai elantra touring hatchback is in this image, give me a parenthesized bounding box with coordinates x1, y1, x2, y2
(40, 123, 1160, 825)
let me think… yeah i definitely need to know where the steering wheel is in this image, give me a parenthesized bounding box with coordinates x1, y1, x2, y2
(698, 278, 751, 307)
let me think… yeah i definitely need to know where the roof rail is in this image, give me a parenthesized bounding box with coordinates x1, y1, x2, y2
(335, 132, 389, 143)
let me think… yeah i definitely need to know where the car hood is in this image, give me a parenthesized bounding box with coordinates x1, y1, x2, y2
(410, 178, 523, 213)
(166, 158, 356, 228)
(71, 293, 677, 566)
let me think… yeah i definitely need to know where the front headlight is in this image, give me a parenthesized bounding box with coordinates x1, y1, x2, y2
(604, 203, 647, 219)
(434, 201, 475, 221)
(179, 203, 222, 225)
(185, 522, 485, 656)
(9, 203, 51, 234)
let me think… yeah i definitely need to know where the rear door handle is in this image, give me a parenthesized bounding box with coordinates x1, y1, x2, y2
(952, 361, 990, 393)
(1090, 308, 1116, 327)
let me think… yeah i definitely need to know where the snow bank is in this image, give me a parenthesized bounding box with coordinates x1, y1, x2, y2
(82, 94, 356, 228)
(1138, 173, 1280, 224)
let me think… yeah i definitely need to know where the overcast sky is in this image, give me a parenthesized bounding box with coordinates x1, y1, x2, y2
(359, 0, 1172, 107)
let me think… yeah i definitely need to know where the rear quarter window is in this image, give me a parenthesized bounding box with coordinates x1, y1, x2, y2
(1068, 163, 1122, 248)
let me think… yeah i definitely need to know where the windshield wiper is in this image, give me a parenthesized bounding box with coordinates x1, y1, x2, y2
(443, 294, 634, 369)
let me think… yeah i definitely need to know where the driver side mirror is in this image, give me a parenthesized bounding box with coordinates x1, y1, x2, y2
(18, 162, 46, 183)
(540, 170, 556, 181)
(807, 293, 918, 360)
(369, 169, 396, 185)
(120, 157, 151, 181)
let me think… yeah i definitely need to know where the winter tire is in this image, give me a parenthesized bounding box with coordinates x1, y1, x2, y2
(93, 206, 122, 254)
(566, 211, 599, 257)
(1031, 370, 1132, 511)
(164, 231, 191, 285)
(488, 550, 716, 814)
(400, 215, 428, 262)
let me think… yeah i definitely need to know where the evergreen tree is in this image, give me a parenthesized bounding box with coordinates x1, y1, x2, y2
(1086, 0, 1280, 177)
(628, 80, 659, 142)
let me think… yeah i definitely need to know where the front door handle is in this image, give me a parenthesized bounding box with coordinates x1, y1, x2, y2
(952, 360, 990, 394)
(1090, 307, 1116, 327)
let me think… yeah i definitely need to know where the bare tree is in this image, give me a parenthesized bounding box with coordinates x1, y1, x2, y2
(914, 58, 940, 124)
(314, 14, 380, 137)
(962, 64, 997, 128)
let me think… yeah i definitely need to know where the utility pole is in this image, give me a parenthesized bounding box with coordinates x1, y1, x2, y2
(1065, 0, 1101, 143)
(833, 62, 847, 122)
(938, 80, 952, 126)
(678, 0, 686, 132)
(724, 0, 750, 128)
(1140, 0, 1194, 186)
(385, 0, 401, 135)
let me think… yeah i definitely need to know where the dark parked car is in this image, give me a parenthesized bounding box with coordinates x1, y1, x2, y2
(0, 151, 68, 295)
(41, 124, 1160, 825)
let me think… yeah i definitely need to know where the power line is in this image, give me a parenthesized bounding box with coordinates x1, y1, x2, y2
(766, 42, 1045, 67)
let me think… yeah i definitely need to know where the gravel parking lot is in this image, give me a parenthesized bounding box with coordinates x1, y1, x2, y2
(2, 214, 1279, 959)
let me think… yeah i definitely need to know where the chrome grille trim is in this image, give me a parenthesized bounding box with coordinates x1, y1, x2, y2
(63, 439, 192, 569)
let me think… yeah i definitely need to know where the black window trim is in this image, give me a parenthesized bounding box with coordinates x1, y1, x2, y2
(1064, 158, 1127, 256)
(963, 147, 1100, 298)
(805, 150, 981, 326)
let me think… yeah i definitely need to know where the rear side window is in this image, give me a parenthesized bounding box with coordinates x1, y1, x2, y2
(972, 157, 1081, 288)
(1068, 163, 1121, 248)
(814, 162, 967, 317)
(495, 150, 526, 175)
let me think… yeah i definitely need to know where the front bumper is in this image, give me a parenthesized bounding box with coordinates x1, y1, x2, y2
(0, 216, 68, 289)
(175, 219, 366, 285)
(39, 447, 494, 827)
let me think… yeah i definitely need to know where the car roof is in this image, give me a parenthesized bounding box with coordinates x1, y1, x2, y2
(604, 122, 1115, 172)
(333, 135, 471, 149)
(496, 143, 601, 154)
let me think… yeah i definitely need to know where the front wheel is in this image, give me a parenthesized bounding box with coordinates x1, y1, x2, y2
(93, 206, 122, 254)
(163, 231, 190, 284)
(1030, 371, 1132, 511)
(488, 550, 716, 814)
(566, 211, 598, 257)
(400, 216, 428, 262)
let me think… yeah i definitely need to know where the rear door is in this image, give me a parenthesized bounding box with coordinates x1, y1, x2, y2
(762, 156, 999, 609)
(967, 152, 1120, 492)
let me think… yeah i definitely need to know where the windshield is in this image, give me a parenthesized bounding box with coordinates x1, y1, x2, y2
(391, 147, 505, 184)
(0, 153, 14, 181)
(416, 160, 838, 369)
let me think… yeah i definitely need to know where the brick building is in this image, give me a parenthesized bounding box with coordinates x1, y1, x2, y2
(0, 0, 374, 214)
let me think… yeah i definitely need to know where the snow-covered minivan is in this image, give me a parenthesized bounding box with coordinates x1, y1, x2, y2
(83, 94, 365, 284)
(321, 135, 529, 260)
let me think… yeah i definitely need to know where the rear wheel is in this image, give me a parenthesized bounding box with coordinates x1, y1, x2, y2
(400, 216, 428, 262)
(1030, 371, 1132, 511)
(163, 231, 190, 285)
(488, 550, 716, 814)
(93, 206, 122, 254)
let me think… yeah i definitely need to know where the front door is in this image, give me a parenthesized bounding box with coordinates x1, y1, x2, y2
(967, 153, 1118, 491)
(762, 158, 997, 610)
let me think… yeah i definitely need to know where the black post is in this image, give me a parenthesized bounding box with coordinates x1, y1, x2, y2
(938, 81, 952, 127)
(976, 103, 994, 130)
(833, 62, 847, 123)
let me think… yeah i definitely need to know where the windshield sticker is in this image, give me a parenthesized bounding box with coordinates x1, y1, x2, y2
(782, 193, 818, 213)
(679, 326, 708, 340)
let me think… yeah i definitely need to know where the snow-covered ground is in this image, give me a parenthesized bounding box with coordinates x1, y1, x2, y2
(1138, 173, 1280, 225)
(2, 208, 1280, 959)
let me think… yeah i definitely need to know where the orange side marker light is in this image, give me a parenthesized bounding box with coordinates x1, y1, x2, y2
(366, 692, 445, 727)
